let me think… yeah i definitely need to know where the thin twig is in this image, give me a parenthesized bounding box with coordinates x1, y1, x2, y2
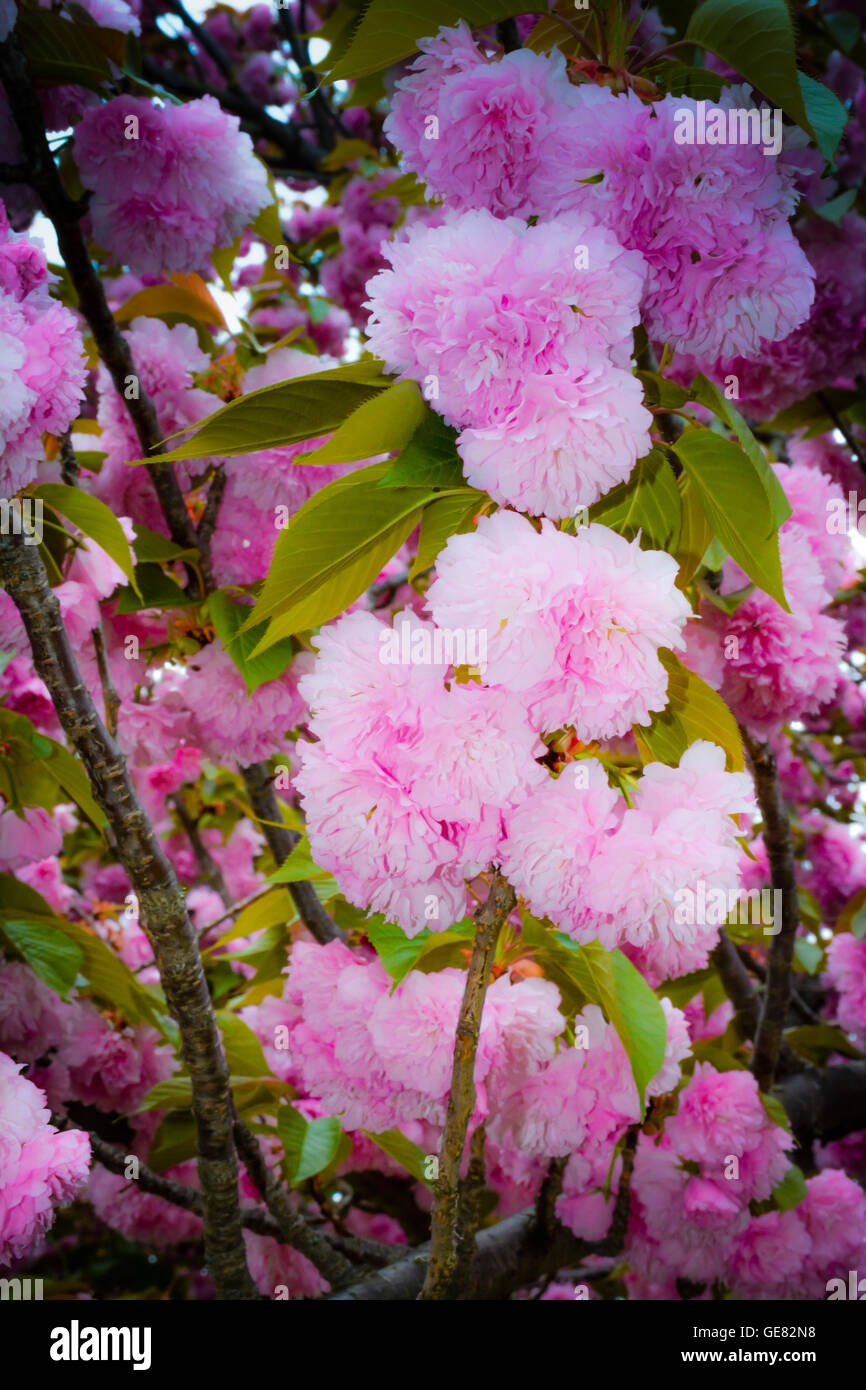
(241, 760, 345, 945)
(90, 622, 121, 738)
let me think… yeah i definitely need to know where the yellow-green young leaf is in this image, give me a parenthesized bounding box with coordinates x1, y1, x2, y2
(365, 916, 475, 990)
(772, 1165, 808, 1212)
(242, 467, 435, 650)
(296, 380, 427, 467)
(114, 273, 227, 329)
(676, 474, 714, 584)
(1, 920, 83, 998)
(518, 911, 590, 1016)
(672, 429, 788, 609)
(277, 1106, 343, 1186)
(410, 491, 484, 579)
(362, 1128, 435, 1189)
(589, 450, 681, 551)
(216, 1011, 269, 1077)
(251, 165, 283, 247)
(685, 0, 812, 136)
(129, 360, 390, 463)
(267, 836, 332, 886)
(32, 483, 138, 593)
(635, 648, 744, 773)
(212, 235, 243, 293)
(326, 1, 546, 79)
(565, 937, 667, 1110)
(837, 886, 866, 940)
(38, 740, 105, 832)
(211, 887, 297, 949)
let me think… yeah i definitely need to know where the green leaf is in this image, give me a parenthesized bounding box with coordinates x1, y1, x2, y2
(115, 562, 198, 614)
(131, 523, 198, 565)
(588, 449, 682, 551)
(685, 0, 812, 138)
(772, 1164, 808, 1212)
(39, 736, 107, 831)
(296, 380, 427, 468)
(267, 836, 333, 885)
(798, 72, 848, 161)
(211, 887, 297, 949)
(793, 937, 823, 975)
(378, 411, 467, 490)
(325, 1, 546, 79)
(32, 483, 138, 593)
(241, 465, 435, 652)
(410, 492, 483, 579)
(566, 938, 668, 1110)
(676, 474, 714, 584)
(518, 911, 591, 1015)
(277, 1106, 343, 1186)
(815, 189, 858, 224)
(634, 648, 745, 773)
(207, 591, 296, 696)
(686, 375, 791, 530)
(1, 919, 83, 999)
(365, 917, 431, 988)
(216, 1011, 269, 1077)
(16, 8, 124, 89)
(132, 360, 390, 463)
(657, 967, 717, 1011)
(784, 1024, 864, 1063)
(672, 429, 788, 609)
(0, 876, 167, 1029)
(362, 1128, 434, 1188)
(837, 887, 866, 941)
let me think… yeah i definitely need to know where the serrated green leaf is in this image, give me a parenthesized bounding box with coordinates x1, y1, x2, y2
(589, 449, 682, 550)
(685, 0, 812, 137)
(277, 1106, 343, 1186)
(32, 483, 138, 594)
(673, 429, 788, 609)
(798, 71, 848, 160)
(216, 1010, 269, 1077)
(378, 411, 467, 490)
(1, 919, 83, 999)
(362, 1128, 434, 1188)
(129, 360, 390, 464)
(241, 465, 438, 651)
(772, 1164, 808, 1212)
(207, 591, 296, 695)
(634, 648, 744, 773)
(325, 1, 546, 80)
(297, 380, 427, 468)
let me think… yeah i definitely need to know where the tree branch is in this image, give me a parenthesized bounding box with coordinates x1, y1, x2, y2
(0, 36, 204, 596)
(418, 870, 515, 1300)
(0, 533, 255, 1299)
(231, 1112, 354, 1288)
(170, 792, 232, 908)
(742, 729, 801, 1092)
(240, 760, 345, 945)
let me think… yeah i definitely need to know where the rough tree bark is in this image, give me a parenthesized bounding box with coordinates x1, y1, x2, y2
(742, 730, 801, 1091)
(0, 533, 257, 1299)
